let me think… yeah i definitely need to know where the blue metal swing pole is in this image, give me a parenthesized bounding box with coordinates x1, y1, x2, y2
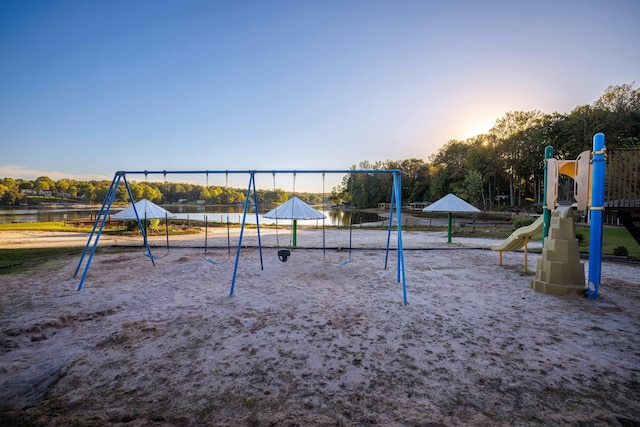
(384, 178, 395, 270)
(395, 172, 401, 280)
(230, 172, 254, 296)
(76, 173, 122, 291)
(587, 133, 606, 300)
(74, 173, 119, 278)
(542, 146, 554, 246)
(394, 172, 407, 304)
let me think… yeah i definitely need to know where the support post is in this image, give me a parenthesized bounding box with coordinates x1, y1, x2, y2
(587, 133, 606, 300)
(230, 172, 254, 296)
(292, 219, 297, 247)
(542, 146, 554, 246)
(75, 173, 119, 278)
(394, 172, 407, 305)
(76, 173, 123, 290)
(523, 236, 528, 273)
(447, 212, 452, 243)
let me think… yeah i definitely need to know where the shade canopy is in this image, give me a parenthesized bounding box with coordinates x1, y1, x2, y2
(112, 199, 176, 220)
(422, 193, 480, 213)
(263, 196, 326, 220)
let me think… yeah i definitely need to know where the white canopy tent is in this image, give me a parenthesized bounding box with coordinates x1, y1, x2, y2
(112, 199, 176, 220)
(263, 196, 326, 249)
(263, 196, 326, 220)
(423, 194, 480, 243)
(112, 199, 175, 250)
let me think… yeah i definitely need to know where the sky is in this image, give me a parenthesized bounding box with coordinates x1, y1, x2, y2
(1, 0, 638, 192)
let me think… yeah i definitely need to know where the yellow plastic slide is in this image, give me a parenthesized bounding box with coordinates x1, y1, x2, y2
(491, 207, 571, 252)
(491, 215, 544, 252)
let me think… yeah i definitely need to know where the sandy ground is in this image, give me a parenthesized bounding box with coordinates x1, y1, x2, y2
(0, 228, 639, 426)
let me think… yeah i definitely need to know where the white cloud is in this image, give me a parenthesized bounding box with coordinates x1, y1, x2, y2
(0, 165, 111, 181)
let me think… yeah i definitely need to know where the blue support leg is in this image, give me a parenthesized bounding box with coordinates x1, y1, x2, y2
(587, 133, 606, 300)
(77, 173, 122, 290)
(230, 172, 254, 296)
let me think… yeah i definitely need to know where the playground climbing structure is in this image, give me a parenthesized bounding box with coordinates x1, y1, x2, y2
(530, 206, 585, 296)
(493, 134, 608, 299)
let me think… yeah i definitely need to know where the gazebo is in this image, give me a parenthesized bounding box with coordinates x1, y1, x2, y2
(112, 199, 176, 221)
(112, 199, 175, 247)
(422, 193, 480, 243)
(263, 196, 326, 247)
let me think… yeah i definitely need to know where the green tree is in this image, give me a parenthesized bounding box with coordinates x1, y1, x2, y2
(1, 178, 18, 192)
(77, 182, 95, 202)
(490, 110, 545, 206)
(209, 186, 223, 203)
(199, 187, 211, 201)
(592, 83, 640, 148)
(56, 179, 71, 194)
(92, 181, 112, 204)
(128, 182, 145, 201)
(142, 184, 162, 202)
(1, 189, 20, 206)
(35, 176, 56, 194)
(429, 164, 450, 201)
(453, 170, 484, 208)
(396, 158, 431, 202)
(429, 140, 471, 198)
(593, 83, 640, 113)
(464, 135, 501, 209)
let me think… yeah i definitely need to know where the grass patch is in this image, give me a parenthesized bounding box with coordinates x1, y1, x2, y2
(455, 229, 514, 239)
(0, 221, 124, 233)
(0, 246, 141, 274)
(577, 225, 640, 259)
(0, 221, 199, 235)
(0, 246, 85, 273)
(456, 224, 639, 259)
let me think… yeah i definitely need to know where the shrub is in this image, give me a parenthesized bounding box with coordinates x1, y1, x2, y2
(575, 232, 584, 243)
(147, 219, 161, 231)
(613, 246, 629, 257)
(513, 216, 536, 230)
(124, 219, 161, 232)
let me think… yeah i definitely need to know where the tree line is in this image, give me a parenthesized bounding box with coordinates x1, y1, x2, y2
(2, 83, 638, 210)
(0, 176, 323, 207)
(333, 83, 639, 209)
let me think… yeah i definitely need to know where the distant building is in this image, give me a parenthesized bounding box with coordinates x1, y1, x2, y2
(409, 201, 430, 210)
(20, 189, 37, 196)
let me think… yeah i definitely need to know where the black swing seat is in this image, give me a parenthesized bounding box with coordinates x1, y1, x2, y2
(278, 249, 291, 262)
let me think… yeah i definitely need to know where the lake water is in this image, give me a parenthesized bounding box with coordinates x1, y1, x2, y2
(0, 204, 381, 227)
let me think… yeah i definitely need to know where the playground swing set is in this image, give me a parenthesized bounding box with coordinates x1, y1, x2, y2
(74, 169, 408, 305)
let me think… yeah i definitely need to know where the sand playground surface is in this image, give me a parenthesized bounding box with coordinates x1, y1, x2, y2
(0, 227, 639, 426)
